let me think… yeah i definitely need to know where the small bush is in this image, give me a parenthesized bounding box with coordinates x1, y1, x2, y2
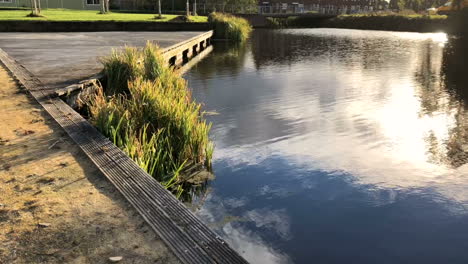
(208, 12, 252, 42)
(90, 42, 213, 199)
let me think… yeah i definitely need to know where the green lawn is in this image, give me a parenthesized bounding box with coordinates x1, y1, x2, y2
(0, 9, 208, 22)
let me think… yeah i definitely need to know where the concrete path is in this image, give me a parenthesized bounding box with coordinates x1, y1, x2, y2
(0, 31, 204, 90)
(0, 65, 179, 264)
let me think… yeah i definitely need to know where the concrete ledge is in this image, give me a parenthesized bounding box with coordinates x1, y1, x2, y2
(163, 30, 213, 66)
(0, 20, 211, 32)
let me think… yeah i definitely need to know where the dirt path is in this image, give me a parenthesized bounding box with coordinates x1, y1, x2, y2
(0, 65, 179, 264)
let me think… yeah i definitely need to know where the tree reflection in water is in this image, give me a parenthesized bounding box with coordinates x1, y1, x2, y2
(184, 29, 468, 264)
(415, 37, 468, 168)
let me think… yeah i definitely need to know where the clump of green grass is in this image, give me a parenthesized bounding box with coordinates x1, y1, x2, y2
(208, 12, 252, 42)
(89, 42, 213, 199)
(100, 46, 143, 95)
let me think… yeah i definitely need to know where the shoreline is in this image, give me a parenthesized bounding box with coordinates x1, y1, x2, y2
(264, 12, 468, 35)
(317, 15, 449, 33)
(1, 14, 466, 35)
(0, 20, 210, 32)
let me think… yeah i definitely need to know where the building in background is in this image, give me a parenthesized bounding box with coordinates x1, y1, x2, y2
(0, 0, 104, 10)
(259, 0, 388, 14)
(0, 0, 388, 13)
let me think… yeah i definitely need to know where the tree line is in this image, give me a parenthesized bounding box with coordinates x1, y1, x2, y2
(389, 0, 462, 12)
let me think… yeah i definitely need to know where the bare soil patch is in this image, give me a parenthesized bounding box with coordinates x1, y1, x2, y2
(0, 65, 179, 264)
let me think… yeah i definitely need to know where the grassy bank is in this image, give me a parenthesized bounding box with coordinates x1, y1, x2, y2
(88, 43, 213, 199)
(267, 14, 451, 33)
(320, 14, 448, 32)
(0, 9, 207, 22)
(208, 12, 252, 41)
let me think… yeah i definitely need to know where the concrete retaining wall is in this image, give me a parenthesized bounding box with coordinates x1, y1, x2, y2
(0, 21, 211, 32)
(163, 30, 213, 66)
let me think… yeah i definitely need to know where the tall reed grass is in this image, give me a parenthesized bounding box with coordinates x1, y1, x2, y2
(208, 12, 252, 42)
(90, 42, 213, 199)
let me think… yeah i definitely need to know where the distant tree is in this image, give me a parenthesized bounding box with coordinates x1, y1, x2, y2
(453, 0, 463, 10)
(391, 0, 445, 12)
(193, 0, 197, 15)
(100, 0, 110, 13)
(410, 0, 423, 12)
(389, 0, 399, 10)
(157, 0, 162, 18)
(204, 0, 257, 13)
(29, 0, 41, 16)
(397, 0, 406, 10)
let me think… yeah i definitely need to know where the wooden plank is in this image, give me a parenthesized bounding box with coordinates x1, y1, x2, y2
(0, 47, 249, 264)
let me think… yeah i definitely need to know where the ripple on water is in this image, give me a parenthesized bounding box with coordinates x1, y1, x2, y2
(186, 29, 468, 264)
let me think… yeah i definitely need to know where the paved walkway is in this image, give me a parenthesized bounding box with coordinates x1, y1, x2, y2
(0, 31, 203, 90)
(0, 64, 179, 263)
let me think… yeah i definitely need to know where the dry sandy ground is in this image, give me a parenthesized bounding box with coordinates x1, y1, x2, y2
(0, 65, 179, 264)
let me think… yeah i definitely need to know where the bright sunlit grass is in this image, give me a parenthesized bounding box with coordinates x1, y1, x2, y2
(0, 9, 208, 22)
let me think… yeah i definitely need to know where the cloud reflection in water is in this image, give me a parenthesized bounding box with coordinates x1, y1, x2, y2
(188, 29, 468, 263)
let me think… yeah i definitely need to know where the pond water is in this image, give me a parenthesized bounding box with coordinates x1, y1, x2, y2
(185, 29, 468, 264)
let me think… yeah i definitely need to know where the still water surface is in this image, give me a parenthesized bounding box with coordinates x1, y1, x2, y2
(185, 29, 468, 264)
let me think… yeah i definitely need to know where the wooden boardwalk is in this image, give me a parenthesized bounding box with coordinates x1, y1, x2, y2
(0, 32, 248, 264)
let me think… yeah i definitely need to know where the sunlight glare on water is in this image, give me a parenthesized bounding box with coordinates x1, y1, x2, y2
(186, 29, 468, 264)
